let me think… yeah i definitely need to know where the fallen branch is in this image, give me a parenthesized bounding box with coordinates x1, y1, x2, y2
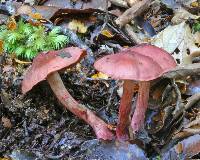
(115, 0, 152, 27)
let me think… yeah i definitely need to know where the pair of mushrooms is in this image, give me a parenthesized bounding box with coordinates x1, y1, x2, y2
(22, 44, 176, 140)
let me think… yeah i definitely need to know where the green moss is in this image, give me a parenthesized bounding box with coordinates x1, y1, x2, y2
(0, 20, 69, 59)
(192, 21, 200, 33)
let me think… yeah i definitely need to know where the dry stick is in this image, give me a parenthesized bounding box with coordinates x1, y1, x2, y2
(114, 0, 152, 43)
(115, 0, 152, 27)
(185, 93, 200, 110)
(171, 79, 183, 116)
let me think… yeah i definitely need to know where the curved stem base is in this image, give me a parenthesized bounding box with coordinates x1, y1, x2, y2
(47, 72, 114, 140)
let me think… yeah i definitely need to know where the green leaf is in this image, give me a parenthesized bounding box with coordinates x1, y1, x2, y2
(7, 32, 22, 44)
(34, 38, 45, 50)
(49, 27, 61, 35)
(15, 46, 25, 56)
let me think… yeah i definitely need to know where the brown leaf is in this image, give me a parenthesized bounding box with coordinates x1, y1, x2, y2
(41, 0, 110, 11)
(68, 19, 88, 33)
(175, 142, 183, 154)
(1, 117, 12, 128)
(7, 17, 17, 31)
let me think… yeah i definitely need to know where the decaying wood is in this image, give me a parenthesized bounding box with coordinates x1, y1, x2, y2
(163, 63, 200, 79)
(115, 0, 152, 27)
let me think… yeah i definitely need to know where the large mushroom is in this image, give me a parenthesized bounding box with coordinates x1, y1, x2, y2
(94, 44, 176, 140)
(22, 47, 114, 140)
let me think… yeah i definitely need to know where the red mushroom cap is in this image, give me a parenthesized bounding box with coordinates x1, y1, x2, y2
(127, 44, 177, 71)
(94, 46, 176, 81)
(22, 47, 86, 94)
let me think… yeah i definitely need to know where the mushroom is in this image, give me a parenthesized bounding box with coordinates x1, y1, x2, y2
(94, 44, 176, 140)
(128, 44, 177, 133)
(22, 47, 114, 140)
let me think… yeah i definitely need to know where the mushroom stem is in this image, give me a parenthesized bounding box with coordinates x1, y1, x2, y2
(131, 81, 150, 133)
(116, 80, 136, 140)
(47, 72, 114, 140)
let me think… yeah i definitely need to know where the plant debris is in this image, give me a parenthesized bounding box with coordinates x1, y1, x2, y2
(0, 0, 200, 159)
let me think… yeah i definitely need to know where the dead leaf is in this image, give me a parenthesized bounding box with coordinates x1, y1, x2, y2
(175, 142, 183, 154)
(68, 19, 87, 33)
(126, 0, 140, 6)
(152, 22, 200, 65)
(190, 1, 199, 7)
(1, 117, 12, 128)
(151, 22, 186, 54)
(42, 0, 111, 11)
(29, 12, 43, 19)
(171, 8, 199, 24)
(24, 0, 35, 5)
(7, 17, 17, 31)
(16, 5, 35, 15)
(101, 29, 114, 38)
(91, 72, 109, 79)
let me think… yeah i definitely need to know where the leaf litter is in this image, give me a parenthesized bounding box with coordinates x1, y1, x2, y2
(0, 0, 200, 159)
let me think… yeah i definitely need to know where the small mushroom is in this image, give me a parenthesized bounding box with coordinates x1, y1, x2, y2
(128, 44, 177, 133)
(94, 44, 176, 140)
(22, 47, 114, 140)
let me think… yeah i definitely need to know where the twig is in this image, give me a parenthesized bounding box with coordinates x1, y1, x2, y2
(115, 0, 152, 27)
(185, 93, 200, 110)
(171, 79, 183, 115)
